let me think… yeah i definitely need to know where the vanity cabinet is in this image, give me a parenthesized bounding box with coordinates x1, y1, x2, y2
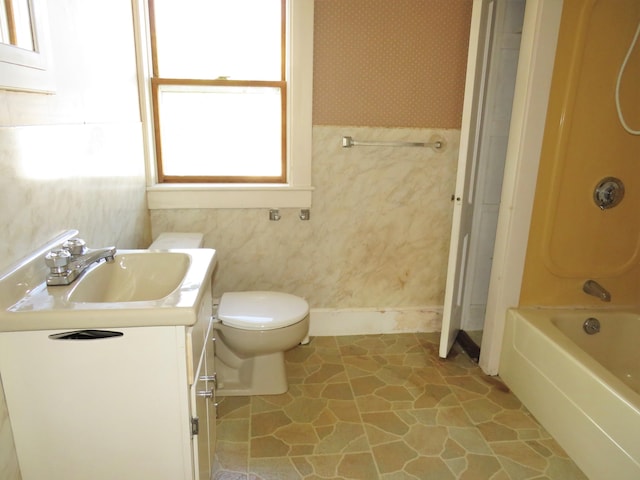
(0, 283, 216, 480)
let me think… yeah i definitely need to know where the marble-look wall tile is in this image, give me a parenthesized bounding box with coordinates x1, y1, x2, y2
(151, 126, 458, 310)
(0, 123, 150, 273)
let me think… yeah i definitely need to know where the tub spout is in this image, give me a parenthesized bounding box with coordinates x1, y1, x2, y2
(583, 280, 611, 302)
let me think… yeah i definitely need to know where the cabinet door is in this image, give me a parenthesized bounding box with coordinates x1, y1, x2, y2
(204, 317, 217, 456)
(191, 334, 209, 480)
(192, 316, 217, 480)
(0, 327, 192, 480)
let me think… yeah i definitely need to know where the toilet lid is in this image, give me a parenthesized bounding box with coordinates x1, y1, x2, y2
(217, 291, 309, 331)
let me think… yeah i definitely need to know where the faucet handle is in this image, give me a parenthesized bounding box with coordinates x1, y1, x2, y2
(45, 249, 71, 272)
(62, 238, 87, 256)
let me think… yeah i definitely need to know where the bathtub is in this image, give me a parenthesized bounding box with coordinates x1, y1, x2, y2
(500, 308, 640, 480)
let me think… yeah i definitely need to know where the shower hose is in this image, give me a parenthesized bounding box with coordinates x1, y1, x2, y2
(615, 19, 640, 135)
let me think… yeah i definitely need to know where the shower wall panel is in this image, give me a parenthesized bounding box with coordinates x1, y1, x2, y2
(521, 0, 640, 305)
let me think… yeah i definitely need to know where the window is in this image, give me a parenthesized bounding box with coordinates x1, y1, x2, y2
(0, 0, 55, 93)
(1, 0, 35, 49)
(135, 0, 314, 208)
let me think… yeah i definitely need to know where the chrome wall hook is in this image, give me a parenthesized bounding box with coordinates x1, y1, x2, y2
(269, 209, 281, 221)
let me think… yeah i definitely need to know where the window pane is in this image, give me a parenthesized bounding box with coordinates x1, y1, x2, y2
(0, 0, 34, 49)
(153, 0, 282, 80)
(12, 0, 34, 50)
(157, 85, 282, 178)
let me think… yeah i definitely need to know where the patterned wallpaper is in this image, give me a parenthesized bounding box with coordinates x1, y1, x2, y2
(313, 0, 473, 128)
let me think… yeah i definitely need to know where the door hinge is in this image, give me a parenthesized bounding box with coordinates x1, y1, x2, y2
(191, 416, 199, 436)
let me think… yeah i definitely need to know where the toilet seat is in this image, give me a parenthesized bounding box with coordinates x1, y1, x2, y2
(217, 291, 309, 331)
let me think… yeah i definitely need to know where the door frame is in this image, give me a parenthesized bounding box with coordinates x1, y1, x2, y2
(479, 0, 564, 374)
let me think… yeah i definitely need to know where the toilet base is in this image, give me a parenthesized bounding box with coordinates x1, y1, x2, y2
(212, 315, 309, 396)
(215, 351, 288, 396)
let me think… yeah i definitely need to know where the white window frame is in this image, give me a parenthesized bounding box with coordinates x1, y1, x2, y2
(133, 0, 314, 209)
(0, 0, 55, 93)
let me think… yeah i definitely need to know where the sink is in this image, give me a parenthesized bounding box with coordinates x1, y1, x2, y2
(68, 252, 191, 303)
(0, 231, 217, 332)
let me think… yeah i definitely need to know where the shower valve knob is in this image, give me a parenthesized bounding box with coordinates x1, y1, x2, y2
(593, 177, 624, 210)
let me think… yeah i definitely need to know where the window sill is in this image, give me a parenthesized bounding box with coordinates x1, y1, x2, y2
(146, 184, 314, 209)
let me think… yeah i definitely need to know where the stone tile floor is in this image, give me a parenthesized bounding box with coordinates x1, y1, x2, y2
(212, 333, 587, 479)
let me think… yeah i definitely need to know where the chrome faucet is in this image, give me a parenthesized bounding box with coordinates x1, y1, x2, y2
(45, 238, 116, 286)
(582, 280, 611, 302)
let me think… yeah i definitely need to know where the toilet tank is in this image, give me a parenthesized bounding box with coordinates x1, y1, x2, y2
(149, 233, 204, 249)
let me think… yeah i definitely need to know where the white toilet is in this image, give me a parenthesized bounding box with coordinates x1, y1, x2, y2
(215, 291, 309, 396)
(149, 233, 310, 396)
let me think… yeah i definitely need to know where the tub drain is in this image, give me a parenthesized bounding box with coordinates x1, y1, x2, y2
(583, 317, 601, 335)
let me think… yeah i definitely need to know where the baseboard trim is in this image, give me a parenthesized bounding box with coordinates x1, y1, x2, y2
(309, 306, 442, 337)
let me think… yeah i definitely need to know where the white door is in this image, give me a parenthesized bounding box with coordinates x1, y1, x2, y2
(439, 0, 497, 358)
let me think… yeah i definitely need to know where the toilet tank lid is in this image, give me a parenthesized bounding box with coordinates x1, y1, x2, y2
(217, 291, 309, 330)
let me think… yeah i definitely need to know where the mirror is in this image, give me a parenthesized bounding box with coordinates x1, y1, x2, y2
(0, 0, 55, 93)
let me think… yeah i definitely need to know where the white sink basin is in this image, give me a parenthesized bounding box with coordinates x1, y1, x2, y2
(0, 231, 217, 331)
(68, 252, 191, 303)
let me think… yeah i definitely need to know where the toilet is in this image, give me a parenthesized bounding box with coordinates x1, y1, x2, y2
(149, 233, 310, 396)
(215, 291, 309, 396)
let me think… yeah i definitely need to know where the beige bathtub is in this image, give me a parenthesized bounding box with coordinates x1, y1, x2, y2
(501, 308, 640, 480)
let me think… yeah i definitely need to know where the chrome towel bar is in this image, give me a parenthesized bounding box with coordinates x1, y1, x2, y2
(342, 135, 445, 151)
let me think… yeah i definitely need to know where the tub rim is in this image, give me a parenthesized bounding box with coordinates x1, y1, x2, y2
(510, 306, 640, 413)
